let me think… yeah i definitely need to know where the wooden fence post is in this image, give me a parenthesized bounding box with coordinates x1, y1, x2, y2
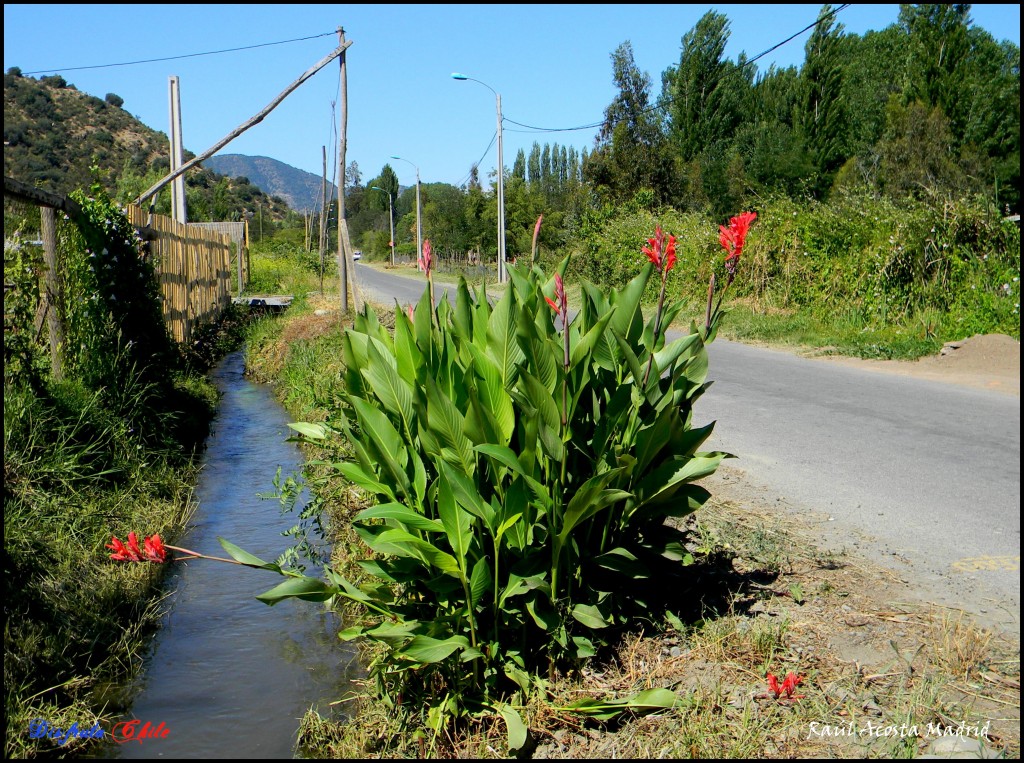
(40, 206, 64, 380)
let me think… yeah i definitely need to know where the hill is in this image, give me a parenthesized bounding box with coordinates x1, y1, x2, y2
(203, 154, 335, 214)
(3, 70, 290, 224)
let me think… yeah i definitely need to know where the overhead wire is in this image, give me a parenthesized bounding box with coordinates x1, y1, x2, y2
(21, 30, 337, 75)
(453, 130, 497, 189)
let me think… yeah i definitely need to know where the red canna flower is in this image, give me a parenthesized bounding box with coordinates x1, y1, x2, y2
(765, 671, 804, 701)
(126, 531, 144, 560)
(781, 671, 803, 698)
(642, 226, 677, 274)
(545, 272, 566, 316)
(406, 304, 414, 321)
(418, 238, 433, 275)
(106, 535, 138, 562)
(719, 211, 757, 278)
(143, 533, 168, 563)
(108, 532, 169, 563)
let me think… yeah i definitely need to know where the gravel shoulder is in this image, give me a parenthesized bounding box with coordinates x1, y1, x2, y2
(783, 333, 1020, 397)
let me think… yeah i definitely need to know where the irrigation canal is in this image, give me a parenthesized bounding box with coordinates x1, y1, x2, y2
(99, 350, 358, 758)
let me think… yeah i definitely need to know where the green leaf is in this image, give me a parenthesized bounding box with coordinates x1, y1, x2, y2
(571, 602, 611, 629)
(287, 421, 327, 440)
(362, 339, 415, 437)
(469, 557, 492, 609)
(218, 537, 281, 571)
(393, 305, 424, 385)
(468, 346, 515, 444)
(558, 470, 630, 544)
(633, 453, 727, 511)
(475, 444, 547, 499)
(560, 687, 678, 720)
(486, 286, 525, 389)
(349, 396, 412, 499)
(609, 263, 653, 345)
(256, 575, 336, 605)
(334, 461, 397, 502)
(370, 527, 462, 577)
(400, 634, 470, 664)
(569, 306, 616, 370)
(354, 503, 444, 533)
(437, 470, 474, 576)
(439, 461, 496, 529)
(424, 376, 475, 474)
(498, 705, 528, 753)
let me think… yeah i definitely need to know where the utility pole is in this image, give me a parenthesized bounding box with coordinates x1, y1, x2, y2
(168, 75, 187, 224)
(337, 26, 349, 312)
(319, 145, 328, 294)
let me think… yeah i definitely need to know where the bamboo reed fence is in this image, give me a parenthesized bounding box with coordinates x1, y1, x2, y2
(125, 205, 236, 343)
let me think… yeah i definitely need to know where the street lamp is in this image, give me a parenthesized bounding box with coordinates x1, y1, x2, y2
(370, 185, 396, 267)
(452, 72, 506, 283)
(390, 155, 422, 270)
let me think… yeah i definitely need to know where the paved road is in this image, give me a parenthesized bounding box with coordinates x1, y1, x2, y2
(354, 264, 1021, 629)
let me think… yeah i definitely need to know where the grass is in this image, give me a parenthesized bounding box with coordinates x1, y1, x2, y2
(3, 376, 207, 758)
(241, 285, 1018, 760)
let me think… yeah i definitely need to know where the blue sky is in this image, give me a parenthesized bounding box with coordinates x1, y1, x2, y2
(4, 4, 1020, 191)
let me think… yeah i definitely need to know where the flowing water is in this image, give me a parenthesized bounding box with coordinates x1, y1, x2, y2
(103, 351, 359, 759)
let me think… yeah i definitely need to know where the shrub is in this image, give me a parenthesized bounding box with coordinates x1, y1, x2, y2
(231, 232, 737, 738)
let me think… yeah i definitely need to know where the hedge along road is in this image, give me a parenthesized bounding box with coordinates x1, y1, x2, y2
(354, 263, 1021, 635)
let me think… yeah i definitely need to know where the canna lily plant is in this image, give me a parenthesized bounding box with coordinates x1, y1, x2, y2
(201, 213, 757, 744)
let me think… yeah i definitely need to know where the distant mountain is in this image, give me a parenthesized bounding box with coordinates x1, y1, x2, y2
(203, 154, 335, 213)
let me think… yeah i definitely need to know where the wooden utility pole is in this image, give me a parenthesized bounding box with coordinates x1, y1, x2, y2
(319, 145, 328, 294)
(336, 26, 362, 313)
(168, 75, 188, 224)
(40, 207, 63, 380)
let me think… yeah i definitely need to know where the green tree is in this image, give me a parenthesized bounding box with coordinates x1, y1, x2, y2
(801, 4, 848, 195)
(664, 11, 737, 162)
(512, 149, 526, 180)
(586, 41, 672, 204)
(527, 142, 542, 189)
(900, 4, 972, 145)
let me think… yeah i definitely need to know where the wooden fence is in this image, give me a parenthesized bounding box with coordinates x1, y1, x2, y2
(4, 177, 244, 369)
(124, 205, 236, 343)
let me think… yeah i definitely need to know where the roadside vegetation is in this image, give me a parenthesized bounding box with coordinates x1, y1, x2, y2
(241, 243, 1019, 758)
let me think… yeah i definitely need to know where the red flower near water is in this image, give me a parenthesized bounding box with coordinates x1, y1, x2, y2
(108, 532, 168, 563)
(545, 273, 567, 317)
(719, 211, 757, 278)
(143, 533, 168, 563)
(642, 226, 677, 274)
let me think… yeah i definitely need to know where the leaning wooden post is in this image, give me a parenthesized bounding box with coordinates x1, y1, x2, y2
(40, 206, 64, 380)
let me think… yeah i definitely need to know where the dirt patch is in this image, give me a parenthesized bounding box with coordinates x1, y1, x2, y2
(810, 334, 1020, 396)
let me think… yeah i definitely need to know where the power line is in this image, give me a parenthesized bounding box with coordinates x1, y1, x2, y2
(21, 31, 337, 75)
(455, 131, 497, 188)
(502, 4, 850, 135)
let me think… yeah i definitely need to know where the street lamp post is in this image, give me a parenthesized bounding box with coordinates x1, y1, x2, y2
(452, 72, 506, 283)
(390, 155, 422, 270)
(370, 185, 396, 267)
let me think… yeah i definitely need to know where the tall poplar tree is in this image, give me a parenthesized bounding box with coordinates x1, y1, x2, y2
(801, 4, 848, 194)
